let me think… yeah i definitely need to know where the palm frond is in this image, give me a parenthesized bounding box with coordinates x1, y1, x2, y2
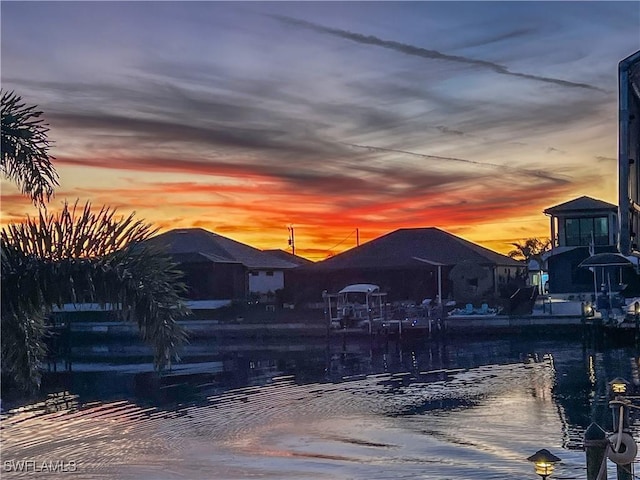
(1, 201, 190, 390)
(507, 237, 551, 261)
(1, 90, 58, 204)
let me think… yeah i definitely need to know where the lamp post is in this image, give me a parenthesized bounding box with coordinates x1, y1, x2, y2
(609, 377, 631, 398)
(527, 449, 561, 480)
(607, 377, 635, 480)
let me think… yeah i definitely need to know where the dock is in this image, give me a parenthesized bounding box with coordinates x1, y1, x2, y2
(445, 314, 583, 331)
(46, 296, 629, 364)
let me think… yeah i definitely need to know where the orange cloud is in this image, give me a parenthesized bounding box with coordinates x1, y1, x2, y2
(1, 149, 605, 261)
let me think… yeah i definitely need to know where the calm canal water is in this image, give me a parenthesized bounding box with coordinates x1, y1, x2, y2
(2, 329, 640, 479)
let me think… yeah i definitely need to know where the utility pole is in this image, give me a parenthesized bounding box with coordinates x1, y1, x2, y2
(356, 228, 360, 247)
(288, 225, 295, 256)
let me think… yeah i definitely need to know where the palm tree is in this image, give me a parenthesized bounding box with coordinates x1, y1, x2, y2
(1, 202, 190, 391)
(1, 92, 189, 392)
(508, 237, 551, 287)
(1, 90, 58, 204)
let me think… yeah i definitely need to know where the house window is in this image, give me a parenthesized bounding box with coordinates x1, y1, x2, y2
(564, 216, 609, 246)
(565, 219, 580, 246)
(250, 271, 259, 276)
(266, 271, 274, 276)
(594, 217, 609, 245)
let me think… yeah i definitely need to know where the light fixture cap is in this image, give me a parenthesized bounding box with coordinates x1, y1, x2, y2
(609, 377, 630, 394)
(527, 448, 561, 463)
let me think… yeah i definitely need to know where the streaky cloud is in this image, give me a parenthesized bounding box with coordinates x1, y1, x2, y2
(273, 15, 605, 93)
(340, 142, 572, 185)
(47, 110, 341, 158)
(450, 27, 537, 50)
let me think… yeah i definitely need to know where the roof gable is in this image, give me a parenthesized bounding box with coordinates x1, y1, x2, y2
(144, 228, 298, 269)
(310, 227, 520, 270)
(263, 249, 314, 266)
(543, 196, 617, 215)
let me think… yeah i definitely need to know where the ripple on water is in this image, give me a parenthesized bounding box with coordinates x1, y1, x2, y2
(1, 358, 593, 479)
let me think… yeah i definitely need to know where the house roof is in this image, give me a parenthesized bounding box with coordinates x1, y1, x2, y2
(309, 227, 521, 270)
(543, 196, 617, 215)
(263, 249, 314, 266)
(144, 228, 299, 269)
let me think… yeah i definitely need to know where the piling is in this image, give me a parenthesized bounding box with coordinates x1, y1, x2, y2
(609, 400, 634, 480)
(617, 462, 633, 480)
(634, 302, 640, 346)
(584, 422, 608, 480)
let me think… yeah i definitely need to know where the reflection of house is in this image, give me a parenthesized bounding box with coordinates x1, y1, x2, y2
(543, 196, 618, 294)
(289, 227, 522, 304)
(144, 228, 299, 300)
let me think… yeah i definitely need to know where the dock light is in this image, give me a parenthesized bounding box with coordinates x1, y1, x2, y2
(635, 301, 640, 315)
(609, 377, 630, 396)
(527, 449, 561, 479)
(584, 303, 594, 316)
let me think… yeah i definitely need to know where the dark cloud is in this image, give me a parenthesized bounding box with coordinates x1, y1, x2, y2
(445, 88, 613, 147)
(340, 142, 572, 185)
(449, 27, 537, 50)
(9, 76, 410, 158)
(337, 66, 612, 154)
(435, 125, 466, 136)
(4, 66, 603, 227)
(49, 110, 336, 156)
(1, 33, 615, 211)
(273, 15, 606, 93)
(17, 74, 351, 162)
(6, 51, 611, 167)
(30, 66, 580, 200)
(55, 150, 484, 201)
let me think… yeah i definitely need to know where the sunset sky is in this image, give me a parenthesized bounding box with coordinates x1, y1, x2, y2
(2, 2, 639, 260)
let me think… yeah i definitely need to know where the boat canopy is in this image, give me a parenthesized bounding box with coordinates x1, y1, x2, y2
(338, 284, 380, 294)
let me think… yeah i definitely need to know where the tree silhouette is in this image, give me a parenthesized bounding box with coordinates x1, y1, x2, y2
(508, 237, 551, 283)
(1, 93, 189, 392)
(1, 90, 58, 204)
(2, 202, 190, 390)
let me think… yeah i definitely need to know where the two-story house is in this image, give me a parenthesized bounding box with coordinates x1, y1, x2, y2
(543, 196, 618, 294)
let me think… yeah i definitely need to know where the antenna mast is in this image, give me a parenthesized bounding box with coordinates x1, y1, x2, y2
(288, 225, 296, 256)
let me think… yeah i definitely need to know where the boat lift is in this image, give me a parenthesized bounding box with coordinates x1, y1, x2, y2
(323, 284, 389, 334)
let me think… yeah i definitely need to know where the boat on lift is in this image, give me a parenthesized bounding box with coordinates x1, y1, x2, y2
(323, 284, 388, 333)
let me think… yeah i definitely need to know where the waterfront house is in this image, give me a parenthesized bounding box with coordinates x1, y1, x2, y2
(288, 227, 522, 305)
(143, 228, 299, 301)
(543, 196, 620, 294)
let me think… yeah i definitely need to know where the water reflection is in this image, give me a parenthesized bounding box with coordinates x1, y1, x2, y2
(2, 334, 640, 479)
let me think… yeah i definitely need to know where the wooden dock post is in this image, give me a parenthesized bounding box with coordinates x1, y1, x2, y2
(634, 302, 640, 347)
(609, 399, 634, 480)
(616, 461, 633, 480)
(584, 422, 608, 480)
(606, 378, 636, 480)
